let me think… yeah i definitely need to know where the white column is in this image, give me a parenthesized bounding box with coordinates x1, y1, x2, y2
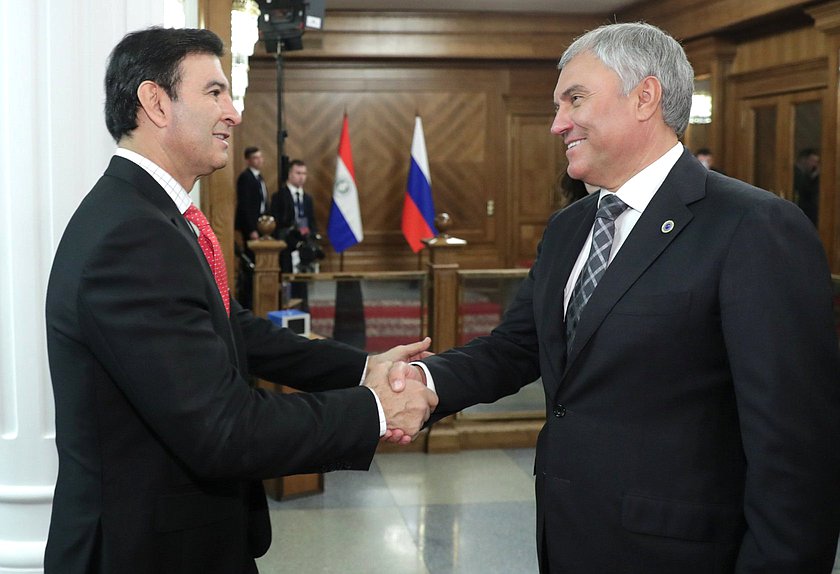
(0, 2, 165, 572)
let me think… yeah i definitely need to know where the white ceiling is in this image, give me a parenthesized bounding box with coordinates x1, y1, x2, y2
(326, 0, 640, 15)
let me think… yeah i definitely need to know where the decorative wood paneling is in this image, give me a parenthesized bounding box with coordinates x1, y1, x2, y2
(507, 101, 567, 266)
(255, 11, 600, 61)
(729, 27, 826, 75)
(238, 57, 559, 270)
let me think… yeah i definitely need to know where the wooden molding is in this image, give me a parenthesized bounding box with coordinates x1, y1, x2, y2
(808, 1, 840, 34)
(251, 11, 602, 61)
(618, 0, 814, 41)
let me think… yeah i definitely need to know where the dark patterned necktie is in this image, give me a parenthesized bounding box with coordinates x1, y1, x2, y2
(184, 204, 230, 316)
(565, 193, 628, 352)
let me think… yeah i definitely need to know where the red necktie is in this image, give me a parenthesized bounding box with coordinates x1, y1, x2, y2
(184, 204, 230, 316)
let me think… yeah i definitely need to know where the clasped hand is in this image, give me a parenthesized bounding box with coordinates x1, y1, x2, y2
(365, 338, 437, 445)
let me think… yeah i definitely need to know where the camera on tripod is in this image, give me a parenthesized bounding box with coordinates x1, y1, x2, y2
(284, 226, 325, 272)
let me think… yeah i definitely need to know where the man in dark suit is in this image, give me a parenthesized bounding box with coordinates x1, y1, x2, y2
(389, 22, 840, 573)
(234, 146, 267, 309)
(235, 146, 268, 243)
(270, 159, 318, 273)
(44, 27, 436, 574)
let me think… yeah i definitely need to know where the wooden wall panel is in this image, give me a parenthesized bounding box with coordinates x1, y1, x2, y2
(729, 27, 826, 75)
(238, 59, 547, 271)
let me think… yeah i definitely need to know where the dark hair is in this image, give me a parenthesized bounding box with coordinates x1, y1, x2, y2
(798, 148, 819, 159)
(104, 27, 224, 142)
(244, 146, 260, 159)
(289, 159, 306, 169)
(558, 173, 589, 208)
(694, 148, 712, 157)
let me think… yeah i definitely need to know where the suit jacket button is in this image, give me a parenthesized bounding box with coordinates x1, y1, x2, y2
(553, 405, 566, 418)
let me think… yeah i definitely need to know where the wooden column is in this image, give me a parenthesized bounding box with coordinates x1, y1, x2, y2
(808, 1, 840, 271)
(248, 237, 285, 318)
(423, 214, 467, 453)
(199, 0, 238, 289)
(684, 37, 736, 172)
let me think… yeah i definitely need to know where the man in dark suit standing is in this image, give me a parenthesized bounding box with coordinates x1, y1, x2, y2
(234, 146, 267, 308)
(270, 159, 318, 274)
(235, 146, 268, 243)
(390, 22, 840, 573)
(44, 27, 436, 574)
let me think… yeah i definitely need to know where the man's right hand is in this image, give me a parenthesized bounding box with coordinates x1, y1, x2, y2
(364, 361, 437, 442)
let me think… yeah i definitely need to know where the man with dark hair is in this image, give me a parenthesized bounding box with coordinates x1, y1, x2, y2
(794, 147, 820, 225)
(694, 147, 714, 169)
(45, 26, 436, 574)
(235, 146, 268, 308)
(270, 158, 318, 273)
(236, 146, 268, 243)
(390, 21, 840, 573)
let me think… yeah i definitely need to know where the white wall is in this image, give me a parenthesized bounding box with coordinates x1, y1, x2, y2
(0, 2, 173, 571)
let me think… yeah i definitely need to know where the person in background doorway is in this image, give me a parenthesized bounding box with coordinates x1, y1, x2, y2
(794, 147, 820, 225)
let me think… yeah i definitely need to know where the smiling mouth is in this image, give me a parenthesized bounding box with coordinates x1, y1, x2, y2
(567, 139, 584, 150)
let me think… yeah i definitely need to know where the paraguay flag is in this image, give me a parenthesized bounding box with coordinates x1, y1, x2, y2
(402, 116, 437, 252)
(327, 114, 364, 253)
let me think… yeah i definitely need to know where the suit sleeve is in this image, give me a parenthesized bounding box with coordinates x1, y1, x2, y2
(231, 301, 368, 391)
(720, 198, 840, 571)
(77, 216, 379, 479)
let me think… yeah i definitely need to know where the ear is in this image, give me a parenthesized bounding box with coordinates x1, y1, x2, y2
(136, 80, 170, 129)
(634, 75, 662, 122)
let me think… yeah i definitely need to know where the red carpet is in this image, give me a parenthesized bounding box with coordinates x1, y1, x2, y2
(310, 299, 502, 352)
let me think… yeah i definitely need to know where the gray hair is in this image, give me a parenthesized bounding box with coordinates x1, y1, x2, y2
(559, 22, 694, 136)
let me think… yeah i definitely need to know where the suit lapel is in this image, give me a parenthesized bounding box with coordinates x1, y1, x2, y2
(105, 157, 242, 369)
(563, 151, 706, 371)
(539, 195, 599, 395)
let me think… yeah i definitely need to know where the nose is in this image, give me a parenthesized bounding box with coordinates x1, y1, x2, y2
(550, 105, 571, 137)
(222, 94, 242, 126)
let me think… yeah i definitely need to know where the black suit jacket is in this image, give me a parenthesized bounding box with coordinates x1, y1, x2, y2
(235, 168, 267, 239)
(45, 157, 379, 573)
(423, 150, 840, 573)
(270, 185, 318, 273)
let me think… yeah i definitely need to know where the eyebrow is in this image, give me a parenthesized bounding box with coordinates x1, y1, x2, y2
(204, 80, 229, 92)
(558, 84, 588, 100)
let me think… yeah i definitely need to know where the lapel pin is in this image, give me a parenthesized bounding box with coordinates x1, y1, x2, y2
(661, 220, 675, 234)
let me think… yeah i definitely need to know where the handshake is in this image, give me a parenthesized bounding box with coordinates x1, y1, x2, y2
(363, 337, 438, 445)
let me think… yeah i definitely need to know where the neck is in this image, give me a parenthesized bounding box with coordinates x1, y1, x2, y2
(119, 136, 196, 191)
(603, 129, 678, 193)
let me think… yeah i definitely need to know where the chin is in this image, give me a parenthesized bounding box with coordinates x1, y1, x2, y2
(567, 164, 588, 182)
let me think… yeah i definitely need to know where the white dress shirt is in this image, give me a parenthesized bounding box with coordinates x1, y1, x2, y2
(563, 142, 684, 315)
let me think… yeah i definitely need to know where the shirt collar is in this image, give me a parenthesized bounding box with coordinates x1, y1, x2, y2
(288, 184, 302, 194)
(115, 148, 192, 215)
(249, 167, 261, 178)
(601, 142, 683, 213)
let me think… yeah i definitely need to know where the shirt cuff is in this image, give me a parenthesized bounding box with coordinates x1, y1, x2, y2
(359, 358, 387, 437)
(410, 361, 436, 394)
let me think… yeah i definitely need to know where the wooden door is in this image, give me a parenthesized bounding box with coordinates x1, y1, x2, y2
(736, 90, 824, 220)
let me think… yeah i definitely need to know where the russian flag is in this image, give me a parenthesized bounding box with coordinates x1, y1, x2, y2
(402, 116, 437, 253)
(327, 114, 364, 253)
